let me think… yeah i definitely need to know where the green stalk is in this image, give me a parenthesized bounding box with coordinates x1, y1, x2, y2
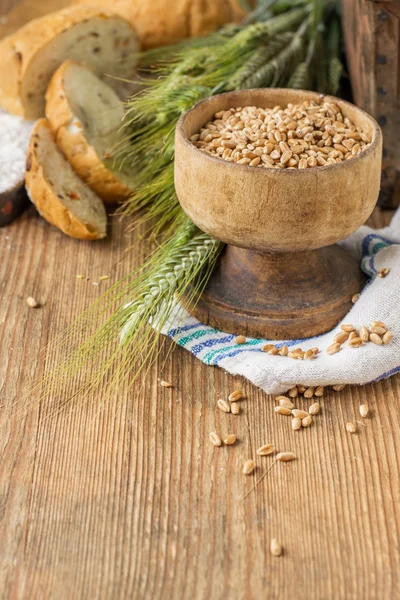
(32, 1, 344, 409)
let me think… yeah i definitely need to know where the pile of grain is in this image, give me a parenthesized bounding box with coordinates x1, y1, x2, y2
(191, 99, 371, 169)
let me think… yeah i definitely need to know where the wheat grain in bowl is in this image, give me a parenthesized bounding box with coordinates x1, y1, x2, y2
(190, 99, 371, 170)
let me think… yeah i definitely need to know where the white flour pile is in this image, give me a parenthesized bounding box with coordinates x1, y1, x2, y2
(0, 109, 34, 193)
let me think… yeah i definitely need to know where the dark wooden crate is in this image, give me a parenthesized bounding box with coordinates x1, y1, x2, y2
(341, 0, 400, 207)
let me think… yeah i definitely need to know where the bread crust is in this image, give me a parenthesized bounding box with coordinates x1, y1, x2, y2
(0, 6, 139, 118)
(25, 119, 107, 240)
(73, 0, 247, 49)
(45, 60, 131, 204)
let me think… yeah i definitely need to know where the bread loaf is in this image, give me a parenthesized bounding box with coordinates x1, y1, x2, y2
(0, 6, 139, 119)
(73, 0, 247, 49)
(25, 119, 107, 240)
(46, 60, 132, 204)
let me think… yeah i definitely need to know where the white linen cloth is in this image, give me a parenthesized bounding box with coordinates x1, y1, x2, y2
(162, 208, 400, 394)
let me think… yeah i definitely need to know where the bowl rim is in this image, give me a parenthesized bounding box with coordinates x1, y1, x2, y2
(176, 88, 382, 176)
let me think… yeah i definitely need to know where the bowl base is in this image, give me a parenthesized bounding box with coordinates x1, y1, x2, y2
(183, 244, 366, 340)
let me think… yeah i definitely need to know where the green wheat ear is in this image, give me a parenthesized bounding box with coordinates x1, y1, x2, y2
(287, 61, 310, 89)
(30, 0, 341, 410)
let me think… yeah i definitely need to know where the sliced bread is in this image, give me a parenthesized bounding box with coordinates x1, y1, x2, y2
(25, 119, 107, 240)
(0, 6, 139, 119)
(46, 60, 132, 204)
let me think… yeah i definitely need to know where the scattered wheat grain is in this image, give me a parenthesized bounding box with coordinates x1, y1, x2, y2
(231, 403, 240, 415)
(277, 396, 294, 409)
(229, 390, 243, 402)
(332, 384, 346, 391)
(292, 409, 309, 419)
(277, 452, 296, 462)
(378, 267, 390, 278)
(209, 432, 222, 446)
(327, 342, 341, 355)
(224, 434, 237, 445)
(217, 399, 231, 413)
(309, 402, 320, 415)
(383, 331, 393, 344)
(243, 459, 256, 475)
(270, 538, 283, 556)
(256, 443, 275, 456)
(369, 332, 383, 345)
(341, 324, 355, 332)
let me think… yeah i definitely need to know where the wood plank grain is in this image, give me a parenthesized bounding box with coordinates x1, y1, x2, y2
(1, 205, 400, 599)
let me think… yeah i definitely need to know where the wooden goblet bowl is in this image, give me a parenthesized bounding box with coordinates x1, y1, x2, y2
(174, 89, 382, 340)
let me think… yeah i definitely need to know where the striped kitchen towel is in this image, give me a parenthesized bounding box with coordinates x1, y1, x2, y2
(162, 207, 400, 395)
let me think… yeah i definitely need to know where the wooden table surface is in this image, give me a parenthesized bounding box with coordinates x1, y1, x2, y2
(1, 2, 400, 599)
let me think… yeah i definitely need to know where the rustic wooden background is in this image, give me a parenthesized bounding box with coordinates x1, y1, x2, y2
(1, 1, 400, 599)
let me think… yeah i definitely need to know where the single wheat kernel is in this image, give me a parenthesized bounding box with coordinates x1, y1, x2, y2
(275, 406, 292, 416)
(292, 417, 302, 431)
(235, 335, 246, 344)
(217, 399, 231, 413)
(297, 385, 307, 394)
(268, 347, 279, 355)
(277, 452, 296, 462)
(341, 324, 355, 332)
(369, 333, 383, 345)
(224, 434, 237, 445)
(378, 267, 390, 278)
(288, 387, 299, 398)
(301, 414, 312, 427)
(382, 331, 393, 344)
(346, 422, 356, 434)
(277, 397, 294, 410)
(334, 331, 350, 344)
(229, 390, 243, 402)
(359, 404, 369, 418)
(371, 321, 386, 328)
(288, 350, 305, 360)
(209, 432, 222, 446)
(256, 443, 275, 456)
(360, 325, 369, 342)
(304, 387, 314, 399)
(304, 348, 318, 360)
(243, 459, 256, 475)
(278, 345, 288, 356)
(160, 380, 173, 388)
(370, 325, 386, 335)
(309, 402, 320, 415)
(327, 342, 341, 355)
(348, 331, 358, 340)
(231, 402, 240, 415)
(292, 409, 309, 419)
(348, 337, 363, 348)
(270, 538, 283, 557)
(332, 384, 346, 391)
(26, 297, 39, 308)
(262, 344, 275, 352)
(352, 293, 360, 303)
(314, 386, 324, 397)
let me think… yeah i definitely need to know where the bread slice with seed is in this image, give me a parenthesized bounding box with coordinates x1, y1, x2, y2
(0, 6, 139, 119)
(46, 60, 132, 204)
(25, 119, 107, 240)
